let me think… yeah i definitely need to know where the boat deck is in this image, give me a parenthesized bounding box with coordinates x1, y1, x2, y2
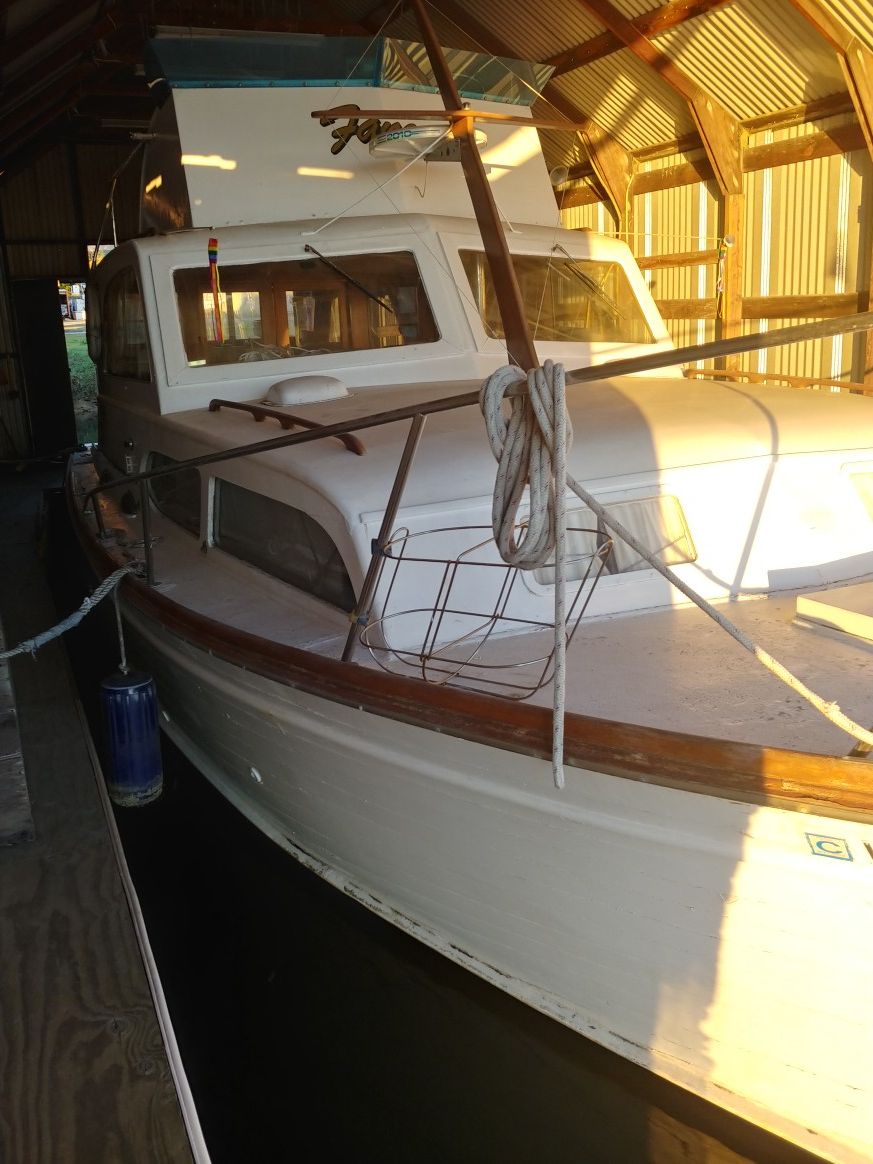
(80, 466, 873, 760)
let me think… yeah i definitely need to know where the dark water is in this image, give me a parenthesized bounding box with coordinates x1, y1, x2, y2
(49, 491, 824, 1164)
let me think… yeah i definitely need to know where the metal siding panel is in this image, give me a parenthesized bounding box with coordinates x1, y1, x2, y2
(0, 146, 77, 244)
(75, 143, 142, 244)
(737, 317, 855, 381)
(562, 203, 612, 231)
(5, 244, 82, 280)
(0, 256, 31, 457)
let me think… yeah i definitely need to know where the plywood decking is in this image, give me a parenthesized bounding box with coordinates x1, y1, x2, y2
(0, 469, 193, 1164)
(0, 619, 33, 846)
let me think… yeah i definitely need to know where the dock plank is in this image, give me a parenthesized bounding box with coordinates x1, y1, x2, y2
(0, 628, 35, 846)
(0, 470, 192, 1164)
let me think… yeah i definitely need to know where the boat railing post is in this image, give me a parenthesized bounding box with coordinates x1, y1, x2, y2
(89, 492, 108, 540)
(138, 479, 155, 585)
(342, 413, 427, 663)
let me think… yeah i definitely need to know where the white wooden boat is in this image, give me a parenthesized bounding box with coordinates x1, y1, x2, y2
(69, 23, 873, 1164)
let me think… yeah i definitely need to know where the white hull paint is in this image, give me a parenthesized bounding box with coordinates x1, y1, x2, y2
(128, 604, 873, 1164)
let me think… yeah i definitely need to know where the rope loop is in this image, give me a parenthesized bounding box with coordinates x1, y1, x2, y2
(480, 361, 572, 789)
(479, 358, 873, 777)
(479, 360, 572, 571)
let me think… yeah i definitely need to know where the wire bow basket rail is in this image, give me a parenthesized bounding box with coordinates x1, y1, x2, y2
(359, 524, 612, 698)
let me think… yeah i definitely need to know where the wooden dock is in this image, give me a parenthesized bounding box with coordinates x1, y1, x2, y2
(0, 467, 195, 1164)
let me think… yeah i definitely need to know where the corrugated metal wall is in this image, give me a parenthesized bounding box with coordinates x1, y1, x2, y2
(1, 140, 141, 280)
(0, 250, 31, 458)
(563, 115, 873, 386)
(0, 139, 143, 455)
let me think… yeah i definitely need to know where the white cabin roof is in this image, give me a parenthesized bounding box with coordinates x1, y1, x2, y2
(162, 374, 873, 521)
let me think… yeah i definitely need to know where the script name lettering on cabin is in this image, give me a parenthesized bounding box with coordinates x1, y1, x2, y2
(319, 104, 414, 154)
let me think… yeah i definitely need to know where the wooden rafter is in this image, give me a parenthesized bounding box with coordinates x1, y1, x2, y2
(784, 0, 873, 162)
(572, 0, 742, 196)
(0, 0, 113, 69)
(0, 14, 122, 106)
(547, 0, 733, 77)
(557, 118, 869, 207)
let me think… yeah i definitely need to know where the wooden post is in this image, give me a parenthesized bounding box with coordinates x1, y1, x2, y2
(719, 191, 745, 370)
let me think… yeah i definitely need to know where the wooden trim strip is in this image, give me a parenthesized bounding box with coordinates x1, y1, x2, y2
(638, 248, 719, 270)
(653, 293, 864, 321)
(743, 293, 864, 320)
(654, 298, 718, 320)
(69, 477, 873, 821)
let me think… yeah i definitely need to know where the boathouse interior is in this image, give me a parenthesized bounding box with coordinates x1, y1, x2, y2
(1, 3, 872, 1162)
(1, 0, 872, 459)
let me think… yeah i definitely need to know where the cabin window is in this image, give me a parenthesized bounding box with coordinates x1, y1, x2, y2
(460, 251, 654, 345)
(533, 495, 696, 584)
(214, 479, 355, 611)
(147, 453, 201, 536)
(174, 251, 439, 367)
(103, 267, 151, 379)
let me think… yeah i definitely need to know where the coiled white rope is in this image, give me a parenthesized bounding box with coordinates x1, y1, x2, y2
(480, 362, 873, 786)
(480, 361, 571, 788)
(0, 564, 138, 661)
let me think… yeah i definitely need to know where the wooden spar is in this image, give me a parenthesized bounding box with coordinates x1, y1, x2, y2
(312, 105, 589, 131)
(406, 0, 539, 372)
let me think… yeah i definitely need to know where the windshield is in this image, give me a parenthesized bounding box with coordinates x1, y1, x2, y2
(460, 250, 654, 345)
(174, 251, 439, 366)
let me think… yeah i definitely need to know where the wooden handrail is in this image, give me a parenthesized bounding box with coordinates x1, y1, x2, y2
(208, 398, 366, 455)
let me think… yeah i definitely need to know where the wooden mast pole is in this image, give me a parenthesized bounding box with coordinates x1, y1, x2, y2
(407, 0, 539, 371)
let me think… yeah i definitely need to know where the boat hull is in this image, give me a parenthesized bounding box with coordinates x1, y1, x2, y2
(123, 601, 873, 1164)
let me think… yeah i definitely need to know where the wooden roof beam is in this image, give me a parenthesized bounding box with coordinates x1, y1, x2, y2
(0, 13, 122, 107)
(785, 0, 873, 162)
(572, 0, 742, 197)
(547, 0, 733, 77)
(0, 0, 122, 69)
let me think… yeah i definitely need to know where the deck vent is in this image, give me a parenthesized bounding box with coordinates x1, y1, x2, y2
(265, 375, 350, 406)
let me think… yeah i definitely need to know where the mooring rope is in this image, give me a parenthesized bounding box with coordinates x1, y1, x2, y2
(480, 363, 873, 785)
(480, 361, 572, 788)
(0, 564, 138, 662)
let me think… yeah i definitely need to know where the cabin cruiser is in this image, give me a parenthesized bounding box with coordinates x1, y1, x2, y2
(69, 29, 873, 1164)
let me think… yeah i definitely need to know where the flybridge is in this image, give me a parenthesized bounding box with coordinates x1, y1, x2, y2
(144, 33, 552, 102)
(138, 33, 560, 233)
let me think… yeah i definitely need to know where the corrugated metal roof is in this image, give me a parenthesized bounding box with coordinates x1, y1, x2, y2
(827, 0, 873, 51)
(553, 50, 694, 151)
(428, 0, 604, 61)
(655, 0, 847, 119)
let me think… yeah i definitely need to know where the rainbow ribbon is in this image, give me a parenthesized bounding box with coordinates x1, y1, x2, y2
(208, 236, 223, 343)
